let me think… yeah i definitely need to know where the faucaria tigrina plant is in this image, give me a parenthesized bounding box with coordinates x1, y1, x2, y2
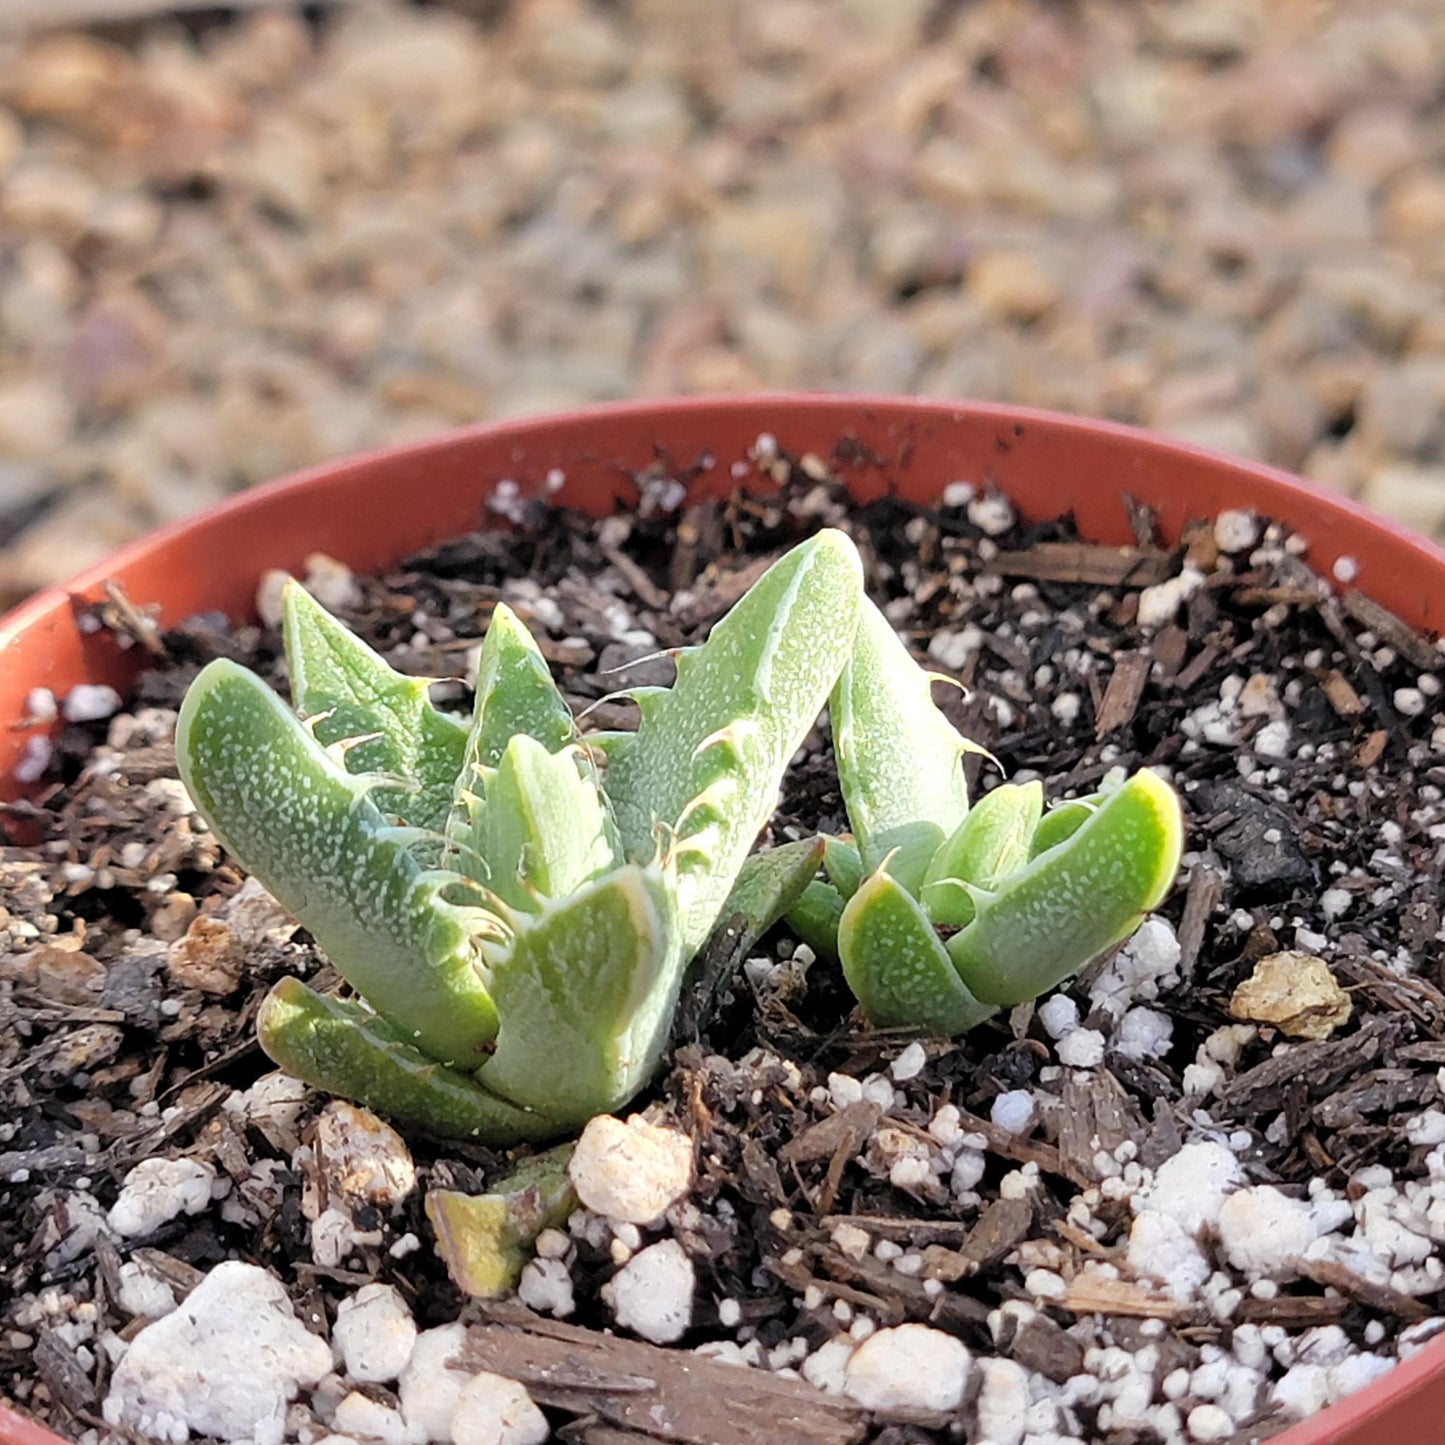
(787, 598, 1184, 1034)
(176, 530, 862, 1142)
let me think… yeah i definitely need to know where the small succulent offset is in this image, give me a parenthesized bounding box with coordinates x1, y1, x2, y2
(176, 530, 862, 1143)
(787, 599, 1184, 1034)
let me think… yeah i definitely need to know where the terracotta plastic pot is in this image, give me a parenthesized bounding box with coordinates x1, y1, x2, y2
(1, 395, 1441, 1443)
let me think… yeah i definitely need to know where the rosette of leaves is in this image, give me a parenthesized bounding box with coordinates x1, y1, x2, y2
(787, 599, 1184, 1034)
(176, 530, 862, 1142)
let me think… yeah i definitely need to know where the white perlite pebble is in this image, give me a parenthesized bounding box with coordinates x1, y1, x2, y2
(1218, 1186, 1317, 1279)
(333, 1284, 416, 1383)
(801, 1337, 855, 1395)
(568, 1115, 692, 1224)
(1115, 1006, 1173, 1061)
(102, 1261, 331, 1445)
(1213, 510, 1261, 554)
(990, 1090, 1037, 1134)
(116, 1261, 178, 1320)
(603, 1239, 694, 1344)
(843, 1324, 970, 1412)
(1037, 994, 1080, 1040)
(890, 1041, 928, 1081)
(63, 683, 123, 722)
(1187, 1402, 1235, 1441)
(968, 491, 1016, 537)
(1089, 917, 1181, 1016)
(1137, 566, 1204, 629)
(449, 1371, 549, 1445)
(974, 1358, 1029, 1445)
(1127, 1212, 1210, 1301)
(400, 1325, 471, 1443)
(107, 1157, 216, 1238)
(333, 1392, 409, 1445)
(517, 1258, 575, 1318)
(1056, 1028, 1105, 1068)
(1137, 1141, 1242, 1236)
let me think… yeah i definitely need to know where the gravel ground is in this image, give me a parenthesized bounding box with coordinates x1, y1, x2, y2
(2, 0, 1445, 606)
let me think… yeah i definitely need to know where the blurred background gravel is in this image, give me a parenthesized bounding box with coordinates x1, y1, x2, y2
(1, 0, 1444, 607)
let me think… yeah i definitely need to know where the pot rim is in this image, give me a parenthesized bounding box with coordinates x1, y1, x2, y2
(1, 392, 1442, 1445)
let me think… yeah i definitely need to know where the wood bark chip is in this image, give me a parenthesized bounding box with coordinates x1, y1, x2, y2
(467, 1305, 867, 1445)
(1059, 1275, 1191, 1321)
(1340, 590, 1444, 674)
(1055, 1071, 1147, 1185)
(989, 543, 1174, 588)
(1221, 1015, 1407, 1115)
(1176, 862, 1226, 980)
(957, 1195, 1034, 1271)
(1296, 1257, 1432, 1322)
(1093, 652, 1151, 738)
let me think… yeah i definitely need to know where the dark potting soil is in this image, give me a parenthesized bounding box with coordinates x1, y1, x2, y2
(3, 455, 1445, 1445)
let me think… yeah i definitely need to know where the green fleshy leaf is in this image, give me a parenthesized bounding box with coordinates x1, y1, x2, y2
(600, 529, 863, 955)
(832, 599, 973, 894)
(466, 602, 575, 769)
(257, 978, 547, 1143)
(426, 1144, 576, 1297)
(456, 736, 621, 912)
(822, 835, 863, 900)
(1029, 797, 1097, 858)
(784, 878, 846, 964)
(713, 836, 826, 943)
(946, 769, 1184, 1007)
(838, 870, 994, 1035)
(282, 580, 466, 830)
(921, 781, 1043, 927)
(177, 659, 500, 1069)
(478, 865, 682, 1126)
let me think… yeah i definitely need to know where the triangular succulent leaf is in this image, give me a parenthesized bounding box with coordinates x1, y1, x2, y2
(458, 736, 621, 912)
(821, 835, 863, 900)
(1029, 796, 1098, 858)
(946, 769, 1184, 1006)
(257, 978, 548, 1143)
(921, 781, 1043, 927)
(477, 865, 682, 1126)
(466, 602, 575, 768)
(282, 580, 467, 830)
(784, 878, 846, 964)
(839, 870, 995, 1035)
(603, 529, 864, 955)
(832, 597, 972, 895)
(177, 659, 500, 1069)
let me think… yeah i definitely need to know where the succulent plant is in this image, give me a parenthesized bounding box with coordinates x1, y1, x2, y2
(787, 598, 1184, 1034)
(176, 530, 863, 1142)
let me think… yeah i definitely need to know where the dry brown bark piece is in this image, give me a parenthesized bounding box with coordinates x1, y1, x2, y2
(467, 1305, 867, 1445)
(1094, 651, 1151, 737)
(1055, 1071, 1148, 1186)
(989, 543, 1175, 588)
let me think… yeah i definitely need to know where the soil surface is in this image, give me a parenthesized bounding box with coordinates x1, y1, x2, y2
(3, 460, 1445, 1445)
